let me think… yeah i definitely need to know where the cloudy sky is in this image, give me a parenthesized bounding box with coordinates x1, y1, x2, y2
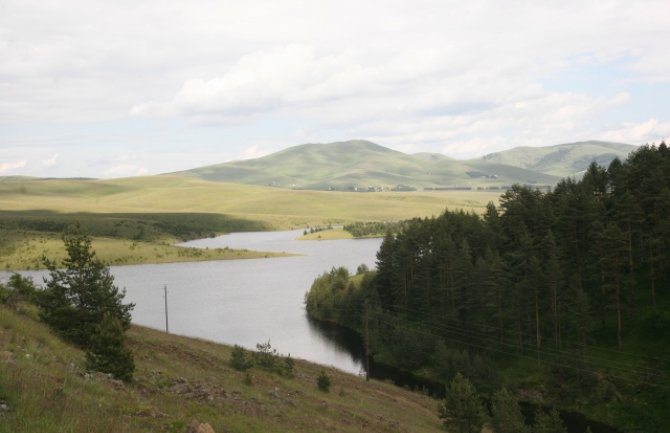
(1, 0, 669, 178)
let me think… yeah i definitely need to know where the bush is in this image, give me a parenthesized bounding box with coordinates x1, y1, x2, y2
(230, 345, 253, 371)
(1, 274, 38, 308)
(254, 340, 278, 370)
(317, 370, 331, 392)
(283, 354, 295, 378)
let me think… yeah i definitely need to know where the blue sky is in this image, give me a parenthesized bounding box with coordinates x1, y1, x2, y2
(1, 0, 668, 178)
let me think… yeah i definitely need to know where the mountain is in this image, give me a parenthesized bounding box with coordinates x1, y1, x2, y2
(477, 140, 637, 177)
(177, 140, 560, 190)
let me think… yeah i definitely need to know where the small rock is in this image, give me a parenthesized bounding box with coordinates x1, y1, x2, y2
(0, 400, 10, 415)
(186, 420, 216, 433)
(267, 387, 281, 399)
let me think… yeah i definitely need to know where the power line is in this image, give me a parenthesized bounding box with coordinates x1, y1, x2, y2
(308, 302, 670, 385)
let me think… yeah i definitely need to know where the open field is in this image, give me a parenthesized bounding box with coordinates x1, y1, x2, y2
(0, 176, 500, 229)
(0, 304, 443, 433)
(0, 176, 498, 269)
(0, 234, 290, 271)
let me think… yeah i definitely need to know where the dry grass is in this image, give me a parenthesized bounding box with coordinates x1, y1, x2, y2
(0, 176, 499, 229)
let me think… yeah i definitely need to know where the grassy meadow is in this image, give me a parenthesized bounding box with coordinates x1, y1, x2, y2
(0, 176, 497, 269)
(0, 176, 499, 228)
(0, 234, 290, 271)
(0, 304, 443, 433)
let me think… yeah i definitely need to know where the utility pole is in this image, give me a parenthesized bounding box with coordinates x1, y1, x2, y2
(364, 301, 370, 381)
(164, 285, 169, 334)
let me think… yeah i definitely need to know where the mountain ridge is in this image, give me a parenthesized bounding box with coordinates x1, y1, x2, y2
(478, 140, 638, 177)
(176, 139, 636, 190)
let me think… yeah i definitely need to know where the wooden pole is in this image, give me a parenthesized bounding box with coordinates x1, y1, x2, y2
(364, 302, 370, 381)
(164, 285, 169, 334)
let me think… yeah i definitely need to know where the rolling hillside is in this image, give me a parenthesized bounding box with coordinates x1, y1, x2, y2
(176, 140, 560, 190)
(0, 304, 443, 433)
(478, 140, 637, 177)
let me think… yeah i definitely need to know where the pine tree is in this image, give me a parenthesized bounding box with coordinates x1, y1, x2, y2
(490, 387, 528, 433)
(597, 223, 628, 347)
(38, 228, 134, 348)
(532, 409, 566, 433)
(85, 313, 135, 382)
(438, 372, 486, 433)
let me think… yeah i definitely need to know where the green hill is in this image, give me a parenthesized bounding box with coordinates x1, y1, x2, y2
(477, 140, 638, 177)
(0, 304, 442, 433)
(176, 140, 561, 190)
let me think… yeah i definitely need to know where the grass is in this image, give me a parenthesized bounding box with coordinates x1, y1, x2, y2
(0, 176, 500, 229)
(297, 229, 353, 241)
(0, 176, 497, 269)
(0, 304, 443, 433)
(0, 233, 290, 270)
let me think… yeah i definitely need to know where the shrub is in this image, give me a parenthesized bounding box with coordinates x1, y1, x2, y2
(254, 340, 278, 370)
(1, 274, 38, 308)
(230, 345, 253, 371)
(283, 354, 295, 378)
(317, 370, 331, 392)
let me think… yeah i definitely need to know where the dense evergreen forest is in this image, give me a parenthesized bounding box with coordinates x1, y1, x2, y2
(305, 143, 670, 432)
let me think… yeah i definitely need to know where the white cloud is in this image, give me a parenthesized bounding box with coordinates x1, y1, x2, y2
(357, 90, 630, 158)
(42, 154, 59, 167)
(0, 160, 27, 173)
(600, 118, 670, 144)
(1, 0, 669, 175)
(131, 44, 384, 123)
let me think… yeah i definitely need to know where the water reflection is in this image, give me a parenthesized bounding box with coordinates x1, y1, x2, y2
(306, 316, 366, 366)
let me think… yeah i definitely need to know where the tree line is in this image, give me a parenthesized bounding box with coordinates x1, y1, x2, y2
(306, 143, 670, 431)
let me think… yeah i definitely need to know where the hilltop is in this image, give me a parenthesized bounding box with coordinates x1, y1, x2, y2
(478, 140, 637, 177)
(0, 304, 442, 433)
(176, 140, 560, 190)
(176, 139, 635, 190)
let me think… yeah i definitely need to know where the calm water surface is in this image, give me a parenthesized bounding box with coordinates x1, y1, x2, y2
(3, 230, 380, 374)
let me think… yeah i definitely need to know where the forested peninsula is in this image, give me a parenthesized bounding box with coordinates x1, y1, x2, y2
(305, 143, 670, 432)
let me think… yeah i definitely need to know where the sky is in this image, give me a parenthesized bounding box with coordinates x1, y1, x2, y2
(1, 0, 669, 178)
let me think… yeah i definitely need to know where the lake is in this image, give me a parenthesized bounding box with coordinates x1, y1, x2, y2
(2, 229, 625, 433)
(1, 230, 381, 374)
